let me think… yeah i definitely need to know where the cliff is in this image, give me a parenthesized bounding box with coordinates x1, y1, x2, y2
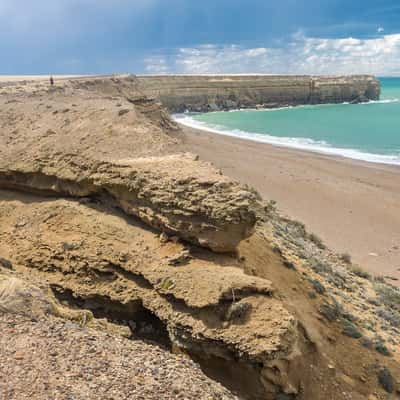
(0, 75, 399, 400)
(137, 74, 381, 112)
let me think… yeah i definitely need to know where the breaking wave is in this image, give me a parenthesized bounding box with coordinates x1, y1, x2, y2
(173, 114, 400, 166)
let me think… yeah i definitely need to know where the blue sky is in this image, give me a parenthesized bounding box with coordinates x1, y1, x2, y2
(1, 0, 400, 75)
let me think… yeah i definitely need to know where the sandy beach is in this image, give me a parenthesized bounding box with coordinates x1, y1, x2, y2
(179, 124, 400, 281)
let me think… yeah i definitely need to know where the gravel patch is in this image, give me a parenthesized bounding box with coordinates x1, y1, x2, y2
(0, 314, 237, 400)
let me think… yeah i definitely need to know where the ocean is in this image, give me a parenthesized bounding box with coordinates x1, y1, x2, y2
(174, 77, 400, 166)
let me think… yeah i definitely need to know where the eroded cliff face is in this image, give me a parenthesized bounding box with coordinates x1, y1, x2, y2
(0, 75, 398, 400)
(0, 76, 257, 252)
(137, 74, 381, 112)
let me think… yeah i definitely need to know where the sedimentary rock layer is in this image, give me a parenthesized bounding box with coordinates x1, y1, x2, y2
(0, 154, 258, 252)
(137, 74, 381, 112)
(0, 76, 259, 252)
(1, 75, 398, 400)
(0, 191, 301, 398)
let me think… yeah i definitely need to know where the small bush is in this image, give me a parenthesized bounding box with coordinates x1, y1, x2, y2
(310, 259, 333, 275)
(349, 265, 371, 280)
(341, 319, 362, 339)
(245, 184, 262, 200)
(160, 278, 175, 290)
(377, 367, 395, 393)
(361, 337, 374, 349)
(290, 220, 307, 237)
(376, 308, 400, 328)
(375, 341, 391, 357)
(319, 301, 341, 322)
(264, 199, 277, 213)
(308, 233, 326, 249)
(339, 253, 352, 264)
(311, 279, 326, 295)
(375, 284, 400, 309)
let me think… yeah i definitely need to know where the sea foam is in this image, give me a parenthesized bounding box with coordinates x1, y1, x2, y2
(174, 114, 400, 167)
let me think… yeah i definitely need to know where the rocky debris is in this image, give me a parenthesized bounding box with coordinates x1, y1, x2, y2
(167, 249, 192, 266)
(350, 95, 370, 104)
(0, 270, 54, 317)
(0, 267, 131, 338)
(0, 313, 237, 400)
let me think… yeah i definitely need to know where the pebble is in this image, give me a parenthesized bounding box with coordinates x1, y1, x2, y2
(0, 314, 237, 400)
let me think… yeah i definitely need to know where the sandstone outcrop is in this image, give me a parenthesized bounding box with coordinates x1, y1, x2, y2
(0, 283, 238, 400)
(0, 190, 302, 398)
(137, 74, 381, 112)
(0, 76, 258, 252)
(0, 154, 258, 252)
(0, 75, 398, 400)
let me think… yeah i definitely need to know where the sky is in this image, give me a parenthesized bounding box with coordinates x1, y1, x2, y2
(1, 0, 400, 75)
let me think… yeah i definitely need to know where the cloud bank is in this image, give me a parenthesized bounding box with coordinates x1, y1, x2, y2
(145, 33, 400, 76)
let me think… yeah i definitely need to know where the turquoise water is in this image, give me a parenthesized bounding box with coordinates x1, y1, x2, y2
(175, 78, 400, 165)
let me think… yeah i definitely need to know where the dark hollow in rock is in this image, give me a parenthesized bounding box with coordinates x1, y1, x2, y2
(0, 258, 13, 270)
(225, 301, 252, 322)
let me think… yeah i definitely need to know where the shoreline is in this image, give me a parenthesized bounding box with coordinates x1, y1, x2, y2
(173, 107, 400, 166)
(178, 123, 400, 282)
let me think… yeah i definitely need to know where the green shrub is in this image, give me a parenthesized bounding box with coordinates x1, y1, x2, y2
(341, 319, 362, 339)
(310, 259, 333, 275)
(375, 284, 400, 308)
(339, 253, 352, 264)
(377, 367, 395, 393)
(349, 265, 371, 280)
(375, 341, 391, 357)
(308, 233, 326, 249)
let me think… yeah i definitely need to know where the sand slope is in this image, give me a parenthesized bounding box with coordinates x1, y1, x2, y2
(180, 125, 400, 282)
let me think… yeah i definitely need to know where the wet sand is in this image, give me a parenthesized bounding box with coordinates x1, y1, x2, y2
(180, 125, 400, 281)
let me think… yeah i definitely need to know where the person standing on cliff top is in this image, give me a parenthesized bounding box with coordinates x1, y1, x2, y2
(50, 76, 54, 86)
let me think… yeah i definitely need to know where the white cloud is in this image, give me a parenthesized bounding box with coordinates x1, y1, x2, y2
(144, 56, 171, 74)
(145, 33, 400, 76)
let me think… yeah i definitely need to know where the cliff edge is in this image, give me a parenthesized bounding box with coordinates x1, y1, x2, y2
(137, 74, 381, 112)
(0, 75, 398, 400)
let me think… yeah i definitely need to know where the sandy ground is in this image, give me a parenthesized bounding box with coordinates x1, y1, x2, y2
(0, 75, 87, 82)
(179, 125, 400, 281)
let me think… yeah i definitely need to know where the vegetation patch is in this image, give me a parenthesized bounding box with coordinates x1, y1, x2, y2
(339, 253, 352, 264)
(308, 233, 326, 250)
(311, 279, 326, 295)
(377, 367, 395, 393)
(319, 301, 341, 322)
(348, 265, 371, 280)
(375, 341, 392, 357)
(341, 319, 362, 339)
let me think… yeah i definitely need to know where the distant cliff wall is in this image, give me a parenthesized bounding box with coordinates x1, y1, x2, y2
(137, 74, 381, 112)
